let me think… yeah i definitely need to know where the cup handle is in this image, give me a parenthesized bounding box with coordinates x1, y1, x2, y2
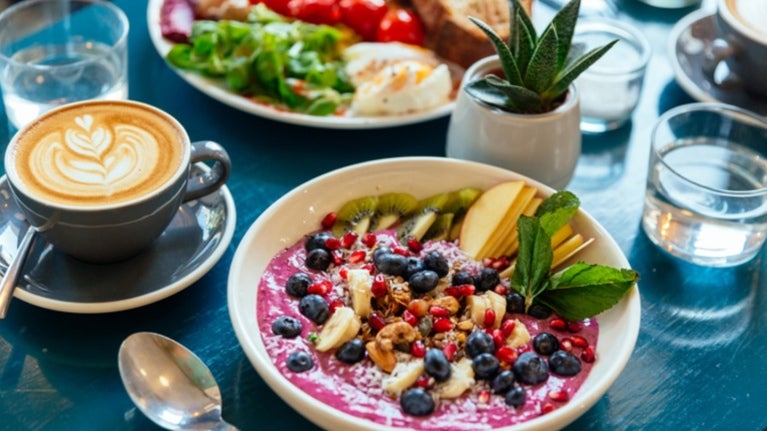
(701, 38, 742, 89)
(184, 140, 231, 202)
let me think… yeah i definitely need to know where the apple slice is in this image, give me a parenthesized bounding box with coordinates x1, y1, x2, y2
(459, 181, 525, 259)
(480, 186, 537, 259)
(501, 196, 543, 257)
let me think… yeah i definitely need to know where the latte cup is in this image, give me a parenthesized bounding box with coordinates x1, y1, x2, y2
(4, 100, 231, 263)
(704, 0, 767, 98)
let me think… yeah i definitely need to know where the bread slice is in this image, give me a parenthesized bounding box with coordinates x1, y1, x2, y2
(412, 0, 533, 69)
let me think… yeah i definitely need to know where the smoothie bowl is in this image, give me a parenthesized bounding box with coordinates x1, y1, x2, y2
(228, 157, 641, 430)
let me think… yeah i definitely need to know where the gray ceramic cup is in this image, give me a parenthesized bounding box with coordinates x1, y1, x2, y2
(4, 100, 231, 263)
(705, 0, 767, 98)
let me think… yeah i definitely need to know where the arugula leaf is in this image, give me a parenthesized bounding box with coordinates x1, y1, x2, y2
(510, 216, 553, 310)
(537, 262, 639, 320)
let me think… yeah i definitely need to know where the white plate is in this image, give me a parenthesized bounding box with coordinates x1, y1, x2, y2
(228, 157, 641, 431)
(146, 0, 455, 129)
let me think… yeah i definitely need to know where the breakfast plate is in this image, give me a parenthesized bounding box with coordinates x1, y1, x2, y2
(669, 9, 767, 116)
(0, 164, 236, 314)
(228, 157, 641, 430)
(146, 0, 456, 129)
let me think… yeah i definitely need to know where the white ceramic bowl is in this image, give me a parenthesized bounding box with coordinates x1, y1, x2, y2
(228, 157, 641, 430)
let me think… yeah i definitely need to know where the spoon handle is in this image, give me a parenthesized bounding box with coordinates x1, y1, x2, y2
(0, 228, 36, 319)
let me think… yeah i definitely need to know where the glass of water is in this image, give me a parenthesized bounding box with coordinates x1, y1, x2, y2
(642, 103, 767, 267)
(0, 0, 128, 131)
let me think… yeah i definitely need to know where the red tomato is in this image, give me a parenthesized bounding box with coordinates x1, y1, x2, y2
(288, 0, 342, 24)
(375, 8, 425, 46)
(339, 0, 388, 41)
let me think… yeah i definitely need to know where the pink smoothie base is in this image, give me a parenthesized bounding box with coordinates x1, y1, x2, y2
(256, 234, 597, 430)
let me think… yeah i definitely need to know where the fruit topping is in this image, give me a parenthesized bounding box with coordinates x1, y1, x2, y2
(424, 349, 451, 382)
(335, 338, 366, 364)
(548, 350, 582, 376)
(299, 294, 330, 324)
(471, 352, 500, 380)
(491, 370, 516, 395)
(400, 388, 435, 417)
(305, 248, 332, 270)
(286, 351, 314, 372)
(513, 352, 549, 385)
(271, 316, 303, 338)
(505, 385, 527, 408)
(533, 332, 560, 356)
(465, 330, 494, 358)
(285, 273, 312, 298)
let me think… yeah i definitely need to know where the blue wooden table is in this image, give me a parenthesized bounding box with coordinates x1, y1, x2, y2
(1, 0, 766, 429)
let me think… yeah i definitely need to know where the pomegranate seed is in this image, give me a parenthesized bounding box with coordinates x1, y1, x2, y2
(339, 267, 348, 280)
(568, 321, 584, 333)
(484, 308, 496, 328)
(341, 231, 358, 248)
(429, 305, 450, 318)
(392, 245, 409, 256)
(331, 251, 344, 266)
(416, 375, 431, 388)
(348, 250, 366, 264)
(362, 233, 377, 248)
(559, 338, 573, 352)
(549, 390, 569, 402)
(478, 390, 491, 404)
(541, 402, 555, 414)
(403, 310, 418, 326)
(406, 237, 423, 253)
(571, 335, 588, 348)
(324, 237, 341, 250)
(320, 212, 336, 229)
(491, 329, 504, 347)
(496, 346, 517, 364)
(329, 299, 344, 314)
(444, 286, 461, 297)
(308, 280, 332, 295)
(369, 313, 386, 331)
(361, 263, 375, 274)
(410, 340, 426, 358)
(549, 318, 567, 331)
(443, 342, 457, 361)
(517, 344, 531, 353)
(432, 318, 454, 333)
(581, 346, 596, 363)
(459, 285, 476, 296)
(371, 274, 388, 298)
(494, 285, 508, 295)
(501, 319, 516, 338)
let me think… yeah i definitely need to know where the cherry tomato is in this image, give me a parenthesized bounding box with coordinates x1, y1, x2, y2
(288, 0, 342, 25)
(375, 8, 425, 46)
(339, 0, 389, 41)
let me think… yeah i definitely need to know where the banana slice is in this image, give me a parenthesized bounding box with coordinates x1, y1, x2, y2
(505, 318, 531, 349)
(347, 269, 373, 317)
(435, 358, 475, 399)
(485, 291, 507, 329)
(465, 294, 490, 327)
(315, 306, 361, 352)
(382, 359, 425, 396)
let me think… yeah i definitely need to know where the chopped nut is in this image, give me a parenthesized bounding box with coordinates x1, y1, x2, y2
(366, 341, 397, 373)
(432, 296, 461, 315)
(457, 319, 475, 331)
(376, 321, 417, 352)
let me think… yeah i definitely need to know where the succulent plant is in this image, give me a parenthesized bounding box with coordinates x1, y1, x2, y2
(466, 0, 617, 114)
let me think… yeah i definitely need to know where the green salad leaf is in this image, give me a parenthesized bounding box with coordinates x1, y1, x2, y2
(165, 4, 354, 116)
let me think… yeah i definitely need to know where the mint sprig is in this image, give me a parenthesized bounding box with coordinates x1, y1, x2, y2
(510, 191, 638, 320)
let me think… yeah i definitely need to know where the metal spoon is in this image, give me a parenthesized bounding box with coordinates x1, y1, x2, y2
(118, 332, 239, 431)
(0, 227, 37, 319)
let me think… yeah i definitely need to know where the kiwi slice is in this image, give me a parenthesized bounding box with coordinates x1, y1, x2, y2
(332, 195, 379, 236)
(369, 192, 418, 232)
(397, 192, 452, 242)
(444, 187, 483, 240)
(423, 213, 455, 241)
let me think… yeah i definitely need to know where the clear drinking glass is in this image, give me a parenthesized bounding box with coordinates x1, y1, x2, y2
(0, 0, 129, 131)
(642, 103, 767, 267)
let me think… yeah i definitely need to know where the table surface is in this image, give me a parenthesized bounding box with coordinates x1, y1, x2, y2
(2, 0, 767, 430)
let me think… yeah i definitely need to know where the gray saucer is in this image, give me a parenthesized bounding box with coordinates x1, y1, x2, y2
(0, 164, 236, 314)
(669, 9, 767, 116)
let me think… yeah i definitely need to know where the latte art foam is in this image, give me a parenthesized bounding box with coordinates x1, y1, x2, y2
(9, 102, 185, 207)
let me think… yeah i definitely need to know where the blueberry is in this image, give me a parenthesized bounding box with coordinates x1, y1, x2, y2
(409, 270, 439, 293)
(513, 352, 549, 385)
(405, 257, 425, 279)
(474, 268, 500, 292)
(549, 350, 582, 376)
(423, 251, 449, 278)
(373, 246, 392, 264)
(491, 370, 516, 394)
(271, 316, 302, 338)
(335, 338, 366, 364)
(506, 291, 525, 314)
(400, 388, 435, 416)
(533, 332, 560, 356)
(505, 385, 526, 408)
(286, 351, 314, 372)
(299, 294, 329, 324)
(465, 331, 495, 358)
(305, 231, 333, 252)
(451, 271, 474, 286)
(424, 348, 451, 382)
(527, 303, 552, 319)
(472, 352, 500, 380)
(285, 273, 312, 298)
(305, 248, 332, 271)
(375, 253, 408, 276)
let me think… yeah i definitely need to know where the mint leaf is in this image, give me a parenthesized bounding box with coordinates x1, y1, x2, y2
(537, 262, 638, 320)
(511, 216, 553, 309)
(536, 190, 579, 235)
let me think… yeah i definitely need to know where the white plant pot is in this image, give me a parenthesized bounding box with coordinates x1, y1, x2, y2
(446, 55, 582, 190)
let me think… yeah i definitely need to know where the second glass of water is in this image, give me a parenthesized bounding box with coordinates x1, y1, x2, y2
(642, 103, 767, 267)
(0, 0, 129, 131)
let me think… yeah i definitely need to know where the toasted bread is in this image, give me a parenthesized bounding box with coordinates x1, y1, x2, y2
(411, 0, 533, 69)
